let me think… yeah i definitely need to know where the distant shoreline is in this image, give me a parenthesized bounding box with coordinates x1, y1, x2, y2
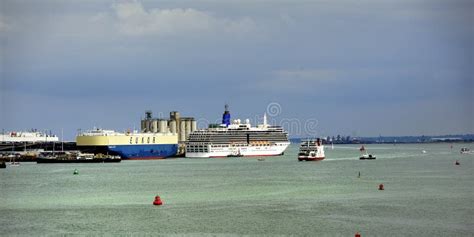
(291, 134, 474, 144)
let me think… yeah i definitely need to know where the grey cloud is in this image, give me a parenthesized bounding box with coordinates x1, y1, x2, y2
(111, 1, 258, 37)
(1, 0, 472, 137)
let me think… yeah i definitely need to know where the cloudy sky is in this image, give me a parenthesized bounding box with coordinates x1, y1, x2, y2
(1, 0, 472, 139)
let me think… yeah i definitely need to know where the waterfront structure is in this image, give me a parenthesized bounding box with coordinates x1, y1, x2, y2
(140, 111, 196, 144)
(0, 130, 59, 143)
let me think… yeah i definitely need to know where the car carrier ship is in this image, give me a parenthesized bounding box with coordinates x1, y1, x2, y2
(185, 105, 290, 158)
(76, 129, 178, 159)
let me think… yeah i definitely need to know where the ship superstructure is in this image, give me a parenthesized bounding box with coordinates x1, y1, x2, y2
(185, 105, 290, 158)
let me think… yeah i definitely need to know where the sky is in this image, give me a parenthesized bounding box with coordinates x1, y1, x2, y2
(0, 0, 473, 140)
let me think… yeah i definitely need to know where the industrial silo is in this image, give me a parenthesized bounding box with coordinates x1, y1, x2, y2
(170, 111, 180, 121)
(141, 120, 147, 132)
(185, 119, 192, 139)
(169, 120, 177, 134)
(151, 120, 158, 133)
(158, 119, 168, 133)
(191, 120, 197, 132)
(179, 120, 186, 142)
(147, 120, 152, 133)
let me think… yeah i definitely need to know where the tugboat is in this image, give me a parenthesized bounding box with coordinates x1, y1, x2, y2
(298, 138, 325, 161)
(359, 145, 376, 160)
(460, 147, 471, 154)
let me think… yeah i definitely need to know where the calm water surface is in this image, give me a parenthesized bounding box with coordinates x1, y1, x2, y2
(1, 143, 473, 236)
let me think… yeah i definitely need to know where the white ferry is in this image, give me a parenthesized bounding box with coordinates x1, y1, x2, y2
(298, 139, 325, 161)
(0, 130, 59, 143)
(185, 105, 290, 158)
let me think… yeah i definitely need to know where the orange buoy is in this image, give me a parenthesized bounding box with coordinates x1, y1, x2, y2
(355, 232, 361, 237)
(378, 184, 384, 190)
(153, 196, 163, 205)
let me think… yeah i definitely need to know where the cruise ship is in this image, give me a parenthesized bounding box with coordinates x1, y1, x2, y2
(185, 105, 290, 158)
(76, 129, 178, 159)
(0, 130, 59, 143)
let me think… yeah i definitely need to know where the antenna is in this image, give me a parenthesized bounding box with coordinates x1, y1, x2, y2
(61, 128, 64, 152)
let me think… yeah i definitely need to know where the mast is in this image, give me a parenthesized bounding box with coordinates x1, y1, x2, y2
(61, 128, 64, 152)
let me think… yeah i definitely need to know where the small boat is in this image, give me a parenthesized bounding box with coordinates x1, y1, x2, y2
(359, 145, 376, 160)
(460, 148, 471, 154)
(298, 138, 325, 161)
(9, 153, 20, 166)
(359, 154, 376, 160)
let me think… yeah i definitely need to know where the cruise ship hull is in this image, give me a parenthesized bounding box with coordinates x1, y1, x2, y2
(186, 143, 289, 158)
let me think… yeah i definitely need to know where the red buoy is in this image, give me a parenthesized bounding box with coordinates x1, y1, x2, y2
(355, 232, 361, 237)
(378, 184, 384, 190)
(153, 196, 163, 205)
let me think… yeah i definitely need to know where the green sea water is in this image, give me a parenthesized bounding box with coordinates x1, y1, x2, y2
(1, 143, 473, 236)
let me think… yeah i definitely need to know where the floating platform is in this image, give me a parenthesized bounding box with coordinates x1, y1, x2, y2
(36, 151, 121, 163)
(37, 157, 121, 163)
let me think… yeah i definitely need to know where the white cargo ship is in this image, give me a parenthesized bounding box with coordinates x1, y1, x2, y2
(185, 105, 290, 158)
(0, 130, 59, 143)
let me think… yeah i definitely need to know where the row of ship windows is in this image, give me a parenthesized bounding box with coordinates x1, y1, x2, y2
(210, 144, 273, 147)
(190, 135, 284, 138)
(187, 148, 209, 153)
(197, 135, 284, 137)
(129, 137, 156, 144)
(189, 139, 288, 142)
(187, 145, 207, 149)
(187, 143, 286, 148)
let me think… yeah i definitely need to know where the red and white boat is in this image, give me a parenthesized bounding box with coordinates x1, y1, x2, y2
(359, 145, 376, 160)
(298, 139, 325, 161)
